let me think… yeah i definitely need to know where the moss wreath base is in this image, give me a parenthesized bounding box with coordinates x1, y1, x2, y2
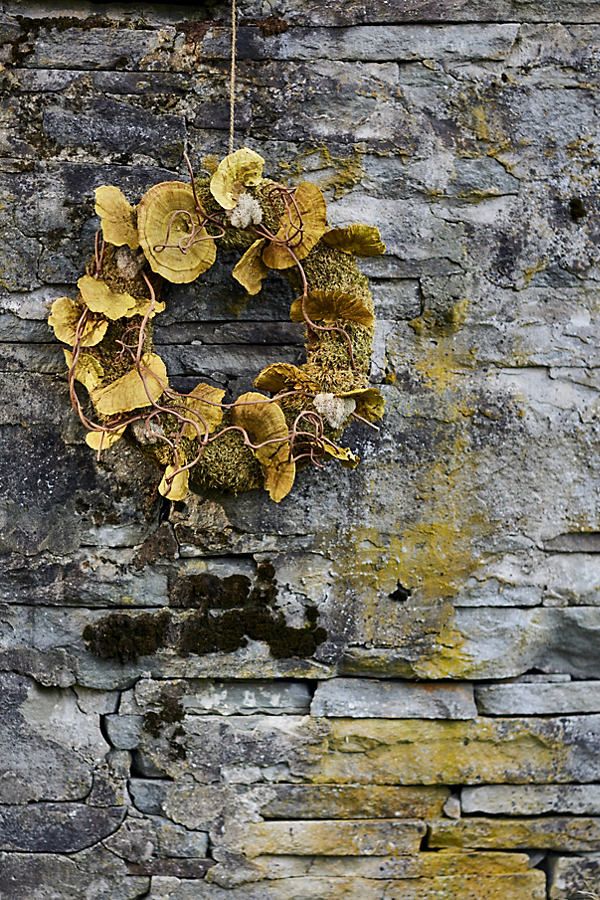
(48, 148, 385, 503)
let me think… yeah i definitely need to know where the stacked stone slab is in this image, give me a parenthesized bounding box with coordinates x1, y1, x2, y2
(0, 1, 598, 897)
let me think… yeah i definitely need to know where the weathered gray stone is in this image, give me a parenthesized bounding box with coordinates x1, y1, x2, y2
(548, 853, 600, 899)
(0, 673, 108, 803)
(103, 814, 209, 861)
(475, 681, 600, 715)
(311, 678, 477, 718)
(462, 785, 600, 816)
(133, 677, 312, 716)
(0, 848, 149, 899)
(0, 803, 124, 852)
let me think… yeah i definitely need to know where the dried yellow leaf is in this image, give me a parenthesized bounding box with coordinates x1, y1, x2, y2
(290, 289, 374, 328)
(85, 426, 127, 452)
(49, 296, 108, 347)
(94, 185, 139, 250)
(181, 383, 226, 440)
(158, 464, 189, 501)
(322, 441, 360, 468)
(342, 386, 385, 422)
(210, 147, 265, 210)
(262, 182, 327, 270)
(93, 353, 168, 416)
(64, 349, 105, 394)
(323, 224, 385, 256)
(78, 275, 164, 320)
(254, 363, 318, 395)
(138, 181, 216, 284)
(232, 239, 268, 295)
(232, 391, 295, 502)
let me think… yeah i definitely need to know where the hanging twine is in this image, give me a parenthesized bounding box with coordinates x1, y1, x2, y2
(228, 0, 237, 153)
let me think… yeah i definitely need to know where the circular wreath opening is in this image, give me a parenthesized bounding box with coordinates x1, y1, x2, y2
(48, 148, 386, 503)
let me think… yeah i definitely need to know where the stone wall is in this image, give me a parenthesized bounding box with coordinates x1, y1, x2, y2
(0, 1, 599, 897)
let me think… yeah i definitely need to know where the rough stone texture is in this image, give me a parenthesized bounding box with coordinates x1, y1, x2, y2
(1, 1, 599, 896)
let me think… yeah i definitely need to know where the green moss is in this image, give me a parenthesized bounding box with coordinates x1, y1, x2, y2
(143, 690, 185, 738)
(82, 609, 170, 663)
(191, 428, 262, 494)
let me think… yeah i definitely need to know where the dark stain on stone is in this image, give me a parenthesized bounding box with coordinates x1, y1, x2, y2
(390, 582, 412, 603)
(83, 610, 170, 663)
(569, 197, 587, 221)
(133, 523, 179, 570)
(257, 16, 290, 37)
(143, 688, 185, 738)
(83, 563, 327, 662)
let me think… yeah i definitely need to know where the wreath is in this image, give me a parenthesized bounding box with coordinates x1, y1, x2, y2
(48, 148, 385, 503)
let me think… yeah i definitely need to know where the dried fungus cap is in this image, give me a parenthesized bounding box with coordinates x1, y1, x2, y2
(64, 349, 105, 394)
(85, 426, 127, 452)
(340, 386, 385, 422)
(78, 275, 164, 320)
(181, 382, 226, 440)
(159, 463, 189, 501)
(231, 391, 296, 502)
(232, 239, 268, 295)
(94, 186, 139, 250)
(262, 182, 327, 270)
(321, 440, 360, 468)
(138, 181, 216, 284)
(210, 147, 265, 210)
(254, 362, 318, 394)
(323, 224, 385, 256)
(66, 350, 168, 416)
(290, 288, 374, 328)
(48, 296, 108, 347)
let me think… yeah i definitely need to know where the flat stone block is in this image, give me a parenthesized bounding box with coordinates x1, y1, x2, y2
(462, 784, 600, 815)
(311, 678, 477, 718)
(261, 785, 450, 820)
(429, 817, 600, 852)
(475, 681, 600, 714)
(240, 819, 426, 858)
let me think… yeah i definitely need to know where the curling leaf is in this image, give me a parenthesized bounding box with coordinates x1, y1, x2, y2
(322, 441, 360, 468)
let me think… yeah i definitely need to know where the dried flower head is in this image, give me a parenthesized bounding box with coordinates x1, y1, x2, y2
(229, 192, 263, 229)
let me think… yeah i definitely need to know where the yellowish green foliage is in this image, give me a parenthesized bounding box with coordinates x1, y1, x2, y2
(262, 182, 327, 269)
(232, 391, 296, 502)
(210, 147, 265, 210)
(49, 296, 108, 346)
(94, 185, 139, 250)
(138, 181, 216, 283)
(232, 239, 268, 295)
(323, 223, 386, 256)
(290, 288, 374, 328)
(78, 274, 164, 320)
